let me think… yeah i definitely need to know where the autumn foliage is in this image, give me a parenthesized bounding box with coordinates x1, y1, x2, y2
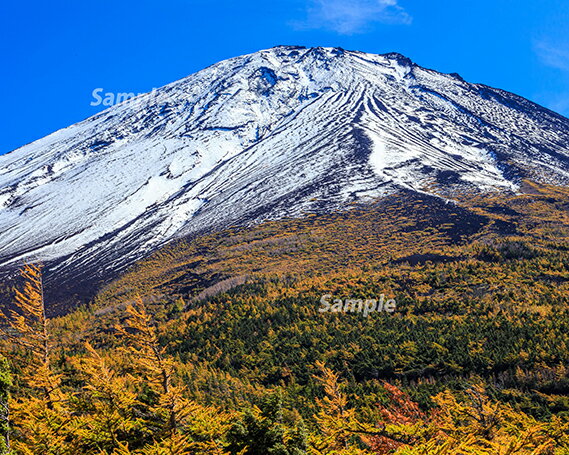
(0, 183, 569, 453)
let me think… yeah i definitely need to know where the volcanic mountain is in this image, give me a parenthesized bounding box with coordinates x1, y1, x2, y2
(1, 45, 568, 296)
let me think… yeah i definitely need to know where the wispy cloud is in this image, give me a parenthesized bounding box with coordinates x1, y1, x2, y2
(533, 40, 569, 116)
(294, 0, 412, 35)
(534, 40, 569, 72)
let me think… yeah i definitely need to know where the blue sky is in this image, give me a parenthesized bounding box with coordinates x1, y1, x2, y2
(1, 0, 568, 155)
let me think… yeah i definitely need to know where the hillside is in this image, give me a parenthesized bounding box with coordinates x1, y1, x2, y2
(1, 46, 569, 306)
(1, 44, 569, 453)
(2, 181, 569, 453)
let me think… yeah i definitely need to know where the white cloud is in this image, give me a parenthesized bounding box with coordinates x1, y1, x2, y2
(533, 40, 569, 116)
(295, 0, 412, 35)
(534, 41, 569, 72)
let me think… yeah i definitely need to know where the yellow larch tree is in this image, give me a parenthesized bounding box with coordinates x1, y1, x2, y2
(1, 264, 69, 454)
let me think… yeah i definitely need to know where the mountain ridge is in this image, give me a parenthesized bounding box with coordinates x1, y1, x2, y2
(1, 45, 568, 300)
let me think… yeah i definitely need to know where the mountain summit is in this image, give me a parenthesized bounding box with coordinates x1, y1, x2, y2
(1, 45, 568, 286)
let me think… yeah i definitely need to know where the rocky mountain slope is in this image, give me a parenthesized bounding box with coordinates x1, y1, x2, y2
(1, 45, 568, 292)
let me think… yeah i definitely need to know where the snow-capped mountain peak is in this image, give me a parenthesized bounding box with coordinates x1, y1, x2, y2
(1, 45, 569, 283)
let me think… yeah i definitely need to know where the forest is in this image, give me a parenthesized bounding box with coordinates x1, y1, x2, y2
(1, 181, 569, 454)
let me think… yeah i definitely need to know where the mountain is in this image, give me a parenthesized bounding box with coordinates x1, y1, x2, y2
(1, 45, 569, 301)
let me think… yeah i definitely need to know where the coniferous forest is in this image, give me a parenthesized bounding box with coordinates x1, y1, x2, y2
(1, 181, 569, 454)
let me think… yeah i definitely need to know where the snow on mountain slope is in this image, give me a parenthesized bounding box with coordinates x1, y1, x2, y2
(1, 45, 569, 284)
